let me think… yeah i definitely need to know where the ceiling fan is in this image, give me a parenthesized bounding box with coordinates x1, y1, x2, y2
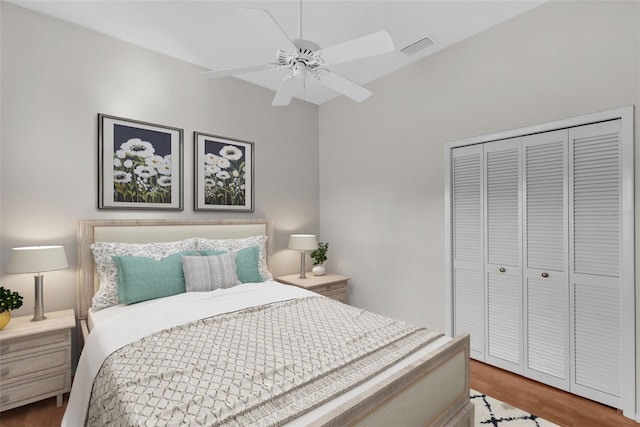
(201, 5, 395, 106)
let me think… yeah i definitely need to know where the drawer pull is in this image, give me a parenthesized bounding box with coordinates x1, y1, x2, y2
(0, 346, 9, 354)
(541, 272, 549, 278)
(499, 267, 506, 273)
(0, 369, 9, 377)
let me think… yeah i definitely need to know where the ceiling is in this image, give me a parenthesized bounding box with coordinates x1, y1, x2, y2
(9, 0, 546, 105)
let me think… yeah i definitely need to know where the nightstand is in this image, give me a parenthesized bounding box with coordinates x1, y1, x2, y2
(276, 273, 350, 304)
(0, 309, 75, 411)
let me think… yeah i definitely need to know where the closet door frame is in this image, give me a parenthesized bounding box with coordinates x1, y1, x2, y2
(444, 105, 635, 418)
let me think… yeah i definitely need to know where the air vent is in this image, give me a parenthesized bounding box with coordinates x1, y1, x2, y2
(400, 36, 434, 55)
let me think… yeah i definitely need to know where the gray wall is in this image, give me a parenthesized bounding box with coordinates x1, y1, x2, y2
(0, 2, 320, 317)
(318, 0, 639, 414)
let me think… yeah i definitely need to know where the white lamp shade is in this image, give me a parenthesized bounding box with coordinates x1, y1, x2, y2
(288, 234, 318, 251)
(6, 245, 69, 274)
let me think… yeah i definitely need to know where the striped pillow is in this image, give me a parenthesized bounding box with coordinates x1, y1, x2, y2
(182, 252, 240, 292)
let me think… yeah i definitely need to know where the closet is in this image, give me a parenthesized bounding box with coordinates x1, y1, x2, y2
(445, 106, 635, 417)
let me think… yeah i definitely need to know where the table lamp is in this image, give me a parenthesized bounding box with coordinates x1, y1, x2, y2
(288, 234, 317, 279)
(6, 245, 68, 321)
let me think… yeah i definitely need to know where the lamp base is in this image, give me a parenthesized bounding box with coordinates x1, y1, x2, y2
(32, 274, 46, 321)
(299, 251, 307, 279)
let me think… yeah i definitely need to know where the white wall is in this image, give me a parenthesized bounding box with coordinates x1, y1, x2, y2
(319, 0, 639, 410)
(320, 0, 638, 330)
(0, 2, 320, 318)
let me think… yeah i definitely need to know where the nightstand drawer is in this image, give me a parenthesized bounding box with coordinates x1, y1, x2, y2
(323, 288, 348, 303)
(1, 347, 69, 382)
(316, 283, 347, 297)
(315, 284, 339, 294)
(0, 330, 70, 359)
(0, 371, 70, 411)
(276, 274, 351, 304)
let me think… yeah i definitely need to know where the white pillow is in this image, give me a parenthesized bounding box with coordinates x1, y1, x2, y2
(182, 253, 240, 292)
(195, 235, 272, 281)
(90, 239, 197, 311)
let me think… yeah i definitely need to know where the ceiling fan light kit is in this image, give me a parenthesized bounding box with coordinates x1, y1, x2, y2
(201, 7, 395, 106)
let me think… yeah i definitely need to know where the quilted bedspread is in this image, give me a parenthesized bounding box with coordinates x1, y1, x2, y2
(86, 296, 442, 426)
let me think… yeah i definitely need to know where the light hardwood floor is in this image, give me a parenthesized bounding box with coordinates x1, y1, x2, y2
(0, 361, 636, 426)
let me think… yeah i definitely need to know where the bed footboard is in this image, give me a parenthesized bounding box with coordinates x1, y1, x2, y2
(311, 333, 472, 427)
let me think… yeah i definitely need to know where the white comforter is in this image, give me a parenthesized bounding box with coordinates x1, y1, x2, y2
(62, 281, 315, 427)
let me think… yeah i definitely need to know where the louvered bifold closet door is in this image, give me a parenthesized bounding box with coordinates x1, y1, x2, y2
(569, 120, 622, 408)
(522, 130, 570, 390)
(484, 139, 522, 373)
(451, 145, 485, 360)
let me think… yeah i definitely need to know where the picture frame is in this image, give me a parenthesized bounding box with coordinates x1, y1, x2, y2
(98, 114, 183, 210)
(194, 132, 254, 212)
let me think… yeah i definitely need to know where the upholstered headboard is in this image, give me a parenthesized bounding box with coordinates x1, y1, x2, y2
(76, 219, 273, 320)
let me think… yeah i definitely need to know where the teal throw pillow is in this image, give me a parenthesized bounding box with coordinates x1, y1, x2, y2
(113, 250, 199, 305)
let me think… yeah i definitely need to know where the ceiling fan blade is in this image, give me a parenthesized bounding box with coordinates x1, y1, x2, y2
(201, 64, 271, 79)
(314, 70, 372, 103)
(240, 9, 297, 53)
(272, 76, 300, 106)
(316, 31, 395, 65)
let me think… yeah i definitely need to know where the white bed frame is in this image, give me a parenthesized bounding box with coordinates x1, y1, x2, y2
(76, 219, 473, 426)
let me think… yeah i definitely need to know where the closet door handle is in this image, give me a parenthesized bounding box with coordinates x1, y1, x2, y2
(499, 267, 506, 273)
(541, 272, 549, 278)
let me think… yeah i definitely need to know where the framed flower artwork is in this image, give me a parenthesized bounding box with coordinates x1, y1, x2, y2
(98, 114, 183, 210)
(194, 132, 254, 212)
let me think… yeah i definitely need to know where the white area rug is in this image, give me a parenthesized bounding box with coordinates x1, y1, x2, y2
(471, 389, 559, 427)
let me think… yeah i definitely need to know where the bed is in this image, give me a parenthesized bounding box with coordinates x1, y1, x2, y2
(63, 219, 473, 426)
